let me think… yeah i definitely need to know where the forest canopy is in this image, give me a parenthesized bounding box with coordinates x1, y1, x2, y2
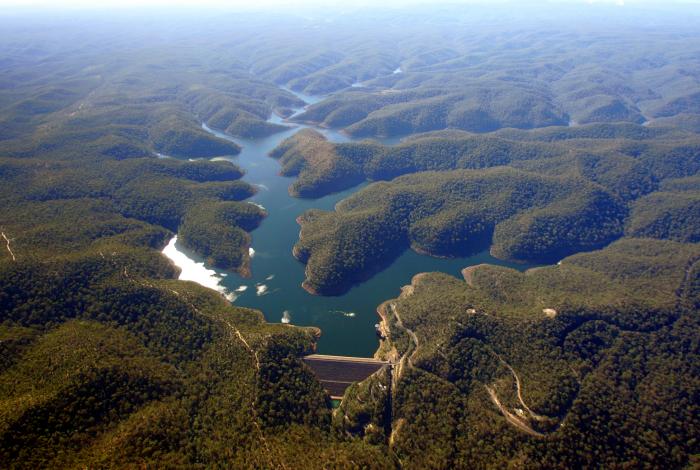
(1, 4, 699, 469)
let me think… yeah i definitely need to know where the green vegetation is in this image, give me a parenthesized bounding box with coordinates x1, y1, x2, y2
(1, 5, 700, 468)
(355, 239, 700, 468)
(273, 125, 700, 203)
(295, 168, 626, 294)
(333, 366, 393, 445)
(291, 85, 570, 136)
(0, 14, 402, 468)
(626, 188, 700, 243)
(283, 19, 700, 138)
(183, 85, 301, 138)
(0, 255, 393, 467)
(0, 15, 292, 275)
(279, 118, 700, 292)
(0, 153, 258, 272)
(179, 200, 266, 274)
(270, 129, 564, 191)
(270, 129, 364, 197)
(149, 113, 242, 158)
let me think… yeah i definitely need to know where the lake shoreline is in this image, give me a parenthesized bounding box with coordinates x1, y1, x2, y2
(161, 85, 543, 357)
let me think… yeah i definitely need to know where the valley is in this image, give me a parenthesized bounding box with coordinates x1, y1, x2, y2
(163, 87, 538, 356)
(1, 4, 699, 468)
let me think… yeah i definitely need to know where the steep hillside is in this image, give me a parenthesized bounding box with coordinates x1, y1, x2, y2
(294, 168, 627, 294)
(340, 239, 700, 468)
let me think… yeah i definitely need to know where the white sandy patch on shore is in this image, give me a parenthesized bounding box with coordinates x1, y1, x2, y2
(162, 236, 230, 296)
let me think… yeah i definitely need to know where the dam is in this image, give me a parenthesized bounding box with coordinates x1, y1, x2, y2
(303, 354, 390, 399)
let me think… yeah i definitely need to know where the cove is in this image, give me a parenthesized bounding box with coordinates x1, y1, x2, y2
(165, 89, 539, 358)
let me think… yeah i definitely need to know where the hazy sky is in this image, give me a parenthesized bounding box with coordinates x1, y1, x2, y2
(1, 0, 699, 8)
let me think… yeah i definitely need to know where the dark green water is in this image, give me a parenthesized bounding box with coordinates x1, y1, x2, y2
(168, 89, 537, 357)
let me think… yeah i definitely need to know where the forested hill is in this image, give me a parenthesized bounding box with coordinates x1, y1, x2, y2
(289, 127, 700, 294)
(1, 5, 700, 469)
(266, 12, 700, 293)
(271, 122, 700, 198)
(345, 238, 700, 468)
(285, 13, 700, 138)
(0, 13, 392, 467)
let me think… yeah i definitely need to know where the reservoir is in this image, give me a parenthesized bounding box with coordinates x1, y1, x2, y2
(164, 89, 538, 357)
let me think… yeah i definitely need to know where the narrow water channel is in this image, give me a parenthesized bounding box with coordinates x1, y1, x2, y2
(163, 88, 539, 357)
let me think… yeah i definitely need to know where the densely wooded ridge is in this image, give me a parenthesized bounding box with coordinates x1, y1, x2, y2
(1, 5, 699, 469)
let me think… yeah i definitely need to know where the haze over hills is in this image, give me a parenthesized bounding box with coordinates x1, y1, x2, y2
(0, 3, 699, 468)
